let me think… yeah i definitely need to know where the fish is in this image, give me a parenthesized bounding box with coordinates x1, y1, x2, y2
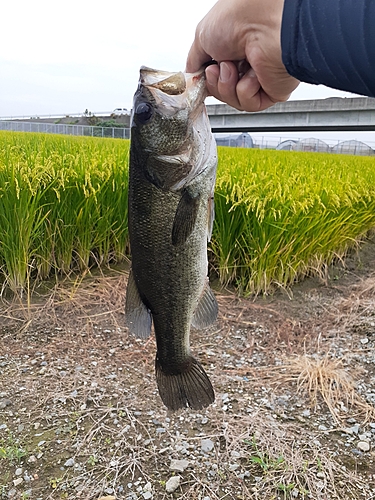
(125, 66, 218, 411)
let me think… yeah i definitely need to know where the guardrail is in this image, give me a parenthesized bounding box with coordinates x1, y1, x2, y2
(0, 121, 130, 139)
(0, 111, 127, 120)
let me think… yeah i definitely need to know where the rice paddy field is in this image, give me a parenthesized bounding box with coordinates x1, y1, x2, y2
(1, 130, 375, 500)
(1, 130, 375, 296)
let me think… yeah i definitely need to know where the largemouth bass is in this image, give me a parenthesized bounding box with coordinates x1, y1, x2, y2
(125, 66, 218, 411)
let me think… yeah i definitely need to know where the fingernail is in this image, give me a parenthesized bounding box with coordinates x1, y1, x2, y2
(219, 62, 231, 83)
(247, 67, 256, 78)
(206, 67, 218, 86)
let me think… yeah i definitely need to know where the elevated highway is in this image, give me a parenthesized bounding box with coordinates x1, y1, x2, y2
(206, 97, 375, 133)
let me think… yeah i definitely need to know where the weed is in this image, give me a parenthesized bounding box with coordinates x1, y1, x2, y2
(87, 455, 98, 466)
(0, 434, 27, 464)
(49, 477, 62, 489)
(244, 437, 285, 472)
(0, 485, 7, 499)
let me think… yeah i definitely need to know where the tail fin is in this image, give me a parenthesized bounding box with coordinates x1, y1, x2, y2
(155, 355, 215, 411)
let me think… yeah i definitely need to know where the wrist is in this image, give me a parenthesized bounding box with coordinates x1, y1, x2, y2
(245, 0, 286, 74)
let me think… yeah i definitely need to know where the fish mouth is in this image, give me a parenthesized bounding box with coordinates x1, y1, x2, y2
(140, 67, 187, 95)
(139, 66, 207, 110)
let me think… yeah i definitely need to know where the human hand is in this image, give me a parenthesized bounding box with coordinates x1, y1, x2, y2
(186, 0, 300, 111)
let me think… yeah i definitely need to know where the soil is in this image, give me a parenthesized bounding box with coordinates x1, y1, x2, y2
(0, 236, 375, 500)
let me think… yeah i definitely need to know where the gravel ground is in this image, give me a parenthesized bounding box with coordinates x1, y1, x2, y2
(1, 238, 375, 499)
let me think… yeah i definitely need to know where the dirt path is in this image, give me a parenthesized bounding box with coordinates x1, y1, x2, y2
(1, 238, 375, 499)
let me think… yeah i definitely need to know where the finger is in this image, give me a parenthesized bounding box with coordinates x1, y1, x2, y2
(206, 61, 249, 111)
(216, 66, 291, 112)
(236, 68, 279, 111)
(206, 61, 260, 111)
(205, 61, 297, 112)
(237, 71, 300, 112)
(185, 37, 211, 74)
(205, 63, 220, 95)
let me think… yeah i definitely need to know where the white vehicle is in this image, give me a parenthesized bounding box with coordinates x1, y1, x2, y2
(112, 108, 128, 115)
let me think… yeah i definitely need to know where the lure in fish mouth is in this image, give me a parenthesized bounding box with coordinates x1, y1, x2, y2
(125, 66, 218, 411)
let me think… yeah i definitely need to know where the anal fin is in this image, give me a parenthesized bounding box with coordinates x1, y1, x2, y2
(191, 280, 218, 329)
(125, 269, 152, 339)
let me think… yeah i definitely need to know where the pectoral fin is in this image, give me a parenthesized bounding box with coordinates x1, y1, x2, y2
(191, 280, 218, 329)
(125, 269, 152, 338)
(172, 189, 200, 246)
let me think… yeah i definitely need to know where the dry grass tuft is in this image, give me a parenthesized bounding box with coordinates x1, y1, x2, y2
(0, 270, 128, 333)
(274, 353, 375, 424)
(216, 413, 368, 500)
(336, 273, 375, 326)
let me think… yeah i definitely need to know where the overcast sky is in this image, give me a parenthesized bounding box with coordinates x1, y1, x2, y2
(1, 0, 373, 144)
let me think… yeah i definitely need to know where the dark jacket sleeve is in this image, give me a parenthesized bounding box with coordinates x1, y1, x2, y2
(281, 0, 375, 97)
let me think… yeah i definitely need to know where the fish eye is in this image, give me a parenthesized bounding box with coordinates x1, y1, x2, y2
(135, 102, 153, 124)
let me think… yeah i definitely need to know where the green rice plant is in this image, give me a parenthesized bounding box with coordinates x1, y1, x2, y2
(0, 147, 53, 293)
(1, 130, 375, 297)
(211, 147, 375, 294)
(0, 131, 129, 293)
